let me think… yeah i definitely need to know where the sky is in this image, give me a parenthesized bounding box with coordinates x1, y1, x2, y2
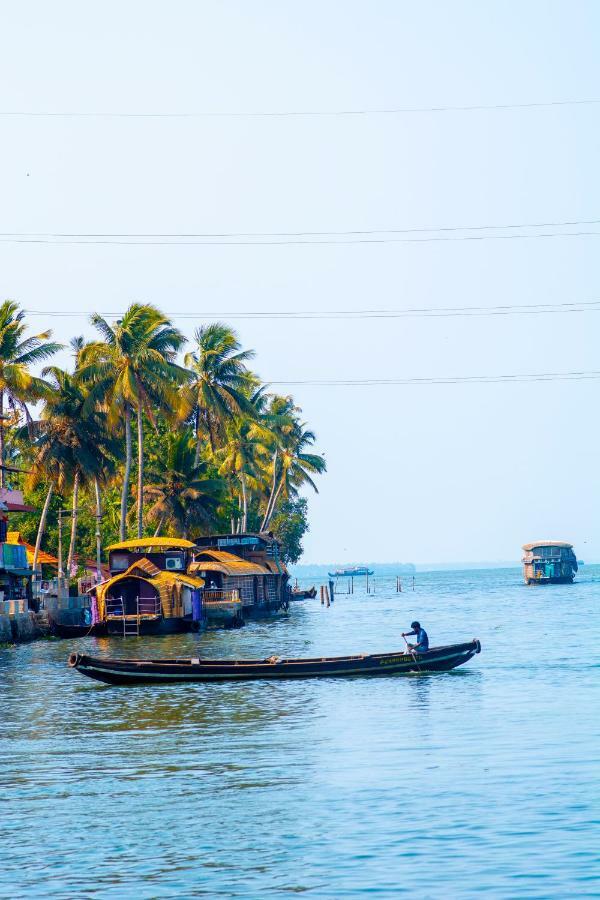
(1, 1, 599, 564)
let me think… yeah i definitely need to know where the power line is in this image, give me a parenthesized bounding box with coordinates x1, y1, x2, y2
(3, 217, 599, 240)
(3, 229, 600, 247)
(268, 371, 600, 386)
(21, 299, 600, 321)
(1, 98, 598, 119)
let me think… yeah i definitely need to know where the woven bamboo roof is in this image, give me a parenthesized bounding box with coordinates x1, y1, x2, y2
(106, 537, 197, 551)
(97, 561, 204, 605)
(191, 550, 268, 576)
(522, 541, 573, 551)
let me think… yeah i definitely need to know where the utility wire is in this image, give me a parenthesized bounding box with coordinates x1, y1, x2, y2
(3, 217, 600, 239)
(268, 371, 600, 386)
(21, 299, 600, 321)
(1, 98, 598, 119)
(3, 229, 600, 246)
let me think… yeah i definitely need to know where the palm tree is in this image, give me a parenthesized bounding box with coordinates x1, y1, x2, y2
(79, 304, 188, 539)
(183, 323, 257, 459)
(144, 431, 222, 538)
(27, 367, 117, 573)
(261, 412, 326, 530)
(216, 418, 270, 532)
(0, 300, 61, 487)
(255, 394, 302, 529)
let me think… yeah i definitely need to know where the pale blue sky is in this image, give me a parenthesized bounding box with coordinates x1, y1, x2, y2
(1, 1, 599, 563)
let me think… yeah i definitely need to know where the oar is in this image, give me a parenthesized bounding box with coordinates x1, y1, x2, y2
(403, 634, 421, 671)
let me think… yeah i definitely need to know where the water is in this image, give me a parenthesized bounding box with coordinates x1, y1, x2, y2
(1, 567, 598, 898)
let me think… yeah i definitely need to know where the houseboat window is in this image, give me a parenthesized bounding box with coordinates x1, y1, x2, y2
(110, 553, 129, 571)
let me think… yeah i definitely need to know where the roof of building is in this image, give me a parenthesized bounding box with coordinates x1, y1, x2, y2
(190, 549, 269, 576)
(105, 537, 197, 552)
(7, 531, 58, 565)
(0, 489, 35, 513)
(522, 541, 574, 551)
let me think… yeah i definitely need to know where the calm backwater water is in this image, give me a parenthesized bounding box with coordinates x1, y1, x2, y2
(1, 567, 598, 898)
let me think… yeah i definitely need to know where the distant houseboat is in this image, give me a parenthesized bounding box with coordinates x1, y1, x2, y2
(328, 566, 374, 578)
(522, 541, 578, 585)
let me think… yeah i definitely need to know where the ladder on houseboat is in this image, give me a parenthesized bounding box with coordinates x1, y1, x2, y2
(114, 595, 141, 637)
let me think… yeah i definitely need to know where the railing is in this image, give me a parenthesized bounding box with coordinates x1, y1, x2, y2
(105, 596, 162, 617)
(203, 590, 240, 605)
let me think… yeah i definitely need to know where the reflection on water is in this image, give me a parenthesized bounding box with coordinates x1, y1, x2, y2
(1, 568, 599, 897)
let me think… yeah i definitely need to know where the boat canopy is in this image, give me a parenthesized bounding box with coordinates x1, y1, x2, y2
(96, 559, 204, 609)
(522, 541, 573, 551)
(190, 549, 268, 576)
(105, 537, 198, 551)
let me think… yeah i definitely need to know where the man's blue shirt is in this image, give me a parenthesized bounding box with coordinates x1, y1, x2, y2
(411, 628, 429, 652)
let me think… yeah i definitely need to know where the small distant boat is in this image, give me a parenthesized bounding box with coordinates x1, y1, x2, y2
(328, 566, 374, 578)
(68, 640, 481, 684)
(290, 586, 317, 600)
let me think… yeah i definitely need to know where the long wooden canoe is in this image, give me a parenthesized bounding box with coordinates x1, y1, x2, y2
(68, 640, 481, 684)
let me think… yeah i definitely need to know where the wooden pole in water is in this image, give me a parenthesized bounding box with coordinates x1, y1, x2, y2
(329, 579, 335, 602)
(325, 585, 330, 607)
(412, 576, 415, 591)
(320, 585, 325, 605)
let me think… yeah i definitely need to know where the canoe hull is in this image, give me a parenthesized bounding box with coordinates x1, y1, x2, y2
(68, 640, 481, 685)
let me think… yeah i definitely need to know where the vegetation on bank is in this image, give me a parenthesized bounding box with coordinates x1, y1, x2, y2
(0, 301, 326, 565)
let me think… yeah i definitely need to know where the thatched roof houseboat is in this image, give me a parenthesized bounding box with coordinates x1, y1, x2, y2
(89, 532, 289, 636)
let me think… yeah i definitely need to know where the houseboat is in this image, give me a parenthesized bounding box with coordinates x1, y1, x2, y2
(89, 532, 290, 636)
(92, 538, 206, 636)
(190, 532, 290, 622)
(328, 566, 374, 578)
(522, 541, 578, 585)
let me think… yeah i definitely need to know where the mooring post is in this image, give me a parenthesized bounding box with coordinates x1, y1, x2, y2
(329, 579, 335, 602)
(320, 586, 324, 605)
(325, 585, 330, 607)
(351, 576, 354, 595)
(412, 576, 415, 591)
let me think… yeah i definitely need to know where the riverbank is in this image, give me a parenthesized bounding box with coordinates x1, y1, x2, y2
(0, 600, 44, 644)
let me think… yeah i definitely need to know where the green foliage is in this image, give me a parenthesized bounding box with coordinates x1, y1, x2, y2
(1, 305, 326, 565)
(269, 497, 310, 564)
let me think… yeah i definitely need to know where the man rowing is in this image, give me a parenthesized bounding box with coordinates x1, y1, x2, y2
(402, 621, 429, 653)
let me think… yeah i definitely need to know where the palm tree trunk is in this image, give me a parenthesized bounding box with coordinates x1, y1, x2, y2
(261, 449, 279, 531)
(33, 482, 54, 573)
(66, 471, 79, 574)
(136, 403, 144, 538)
(94, 477, 102, 580)
(0, 390, 5, 490)
(241, 475, 248, 532)
(194, 407, 202, 466)
(120, 404, 132, 541)
(263, 479, 284, 530)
